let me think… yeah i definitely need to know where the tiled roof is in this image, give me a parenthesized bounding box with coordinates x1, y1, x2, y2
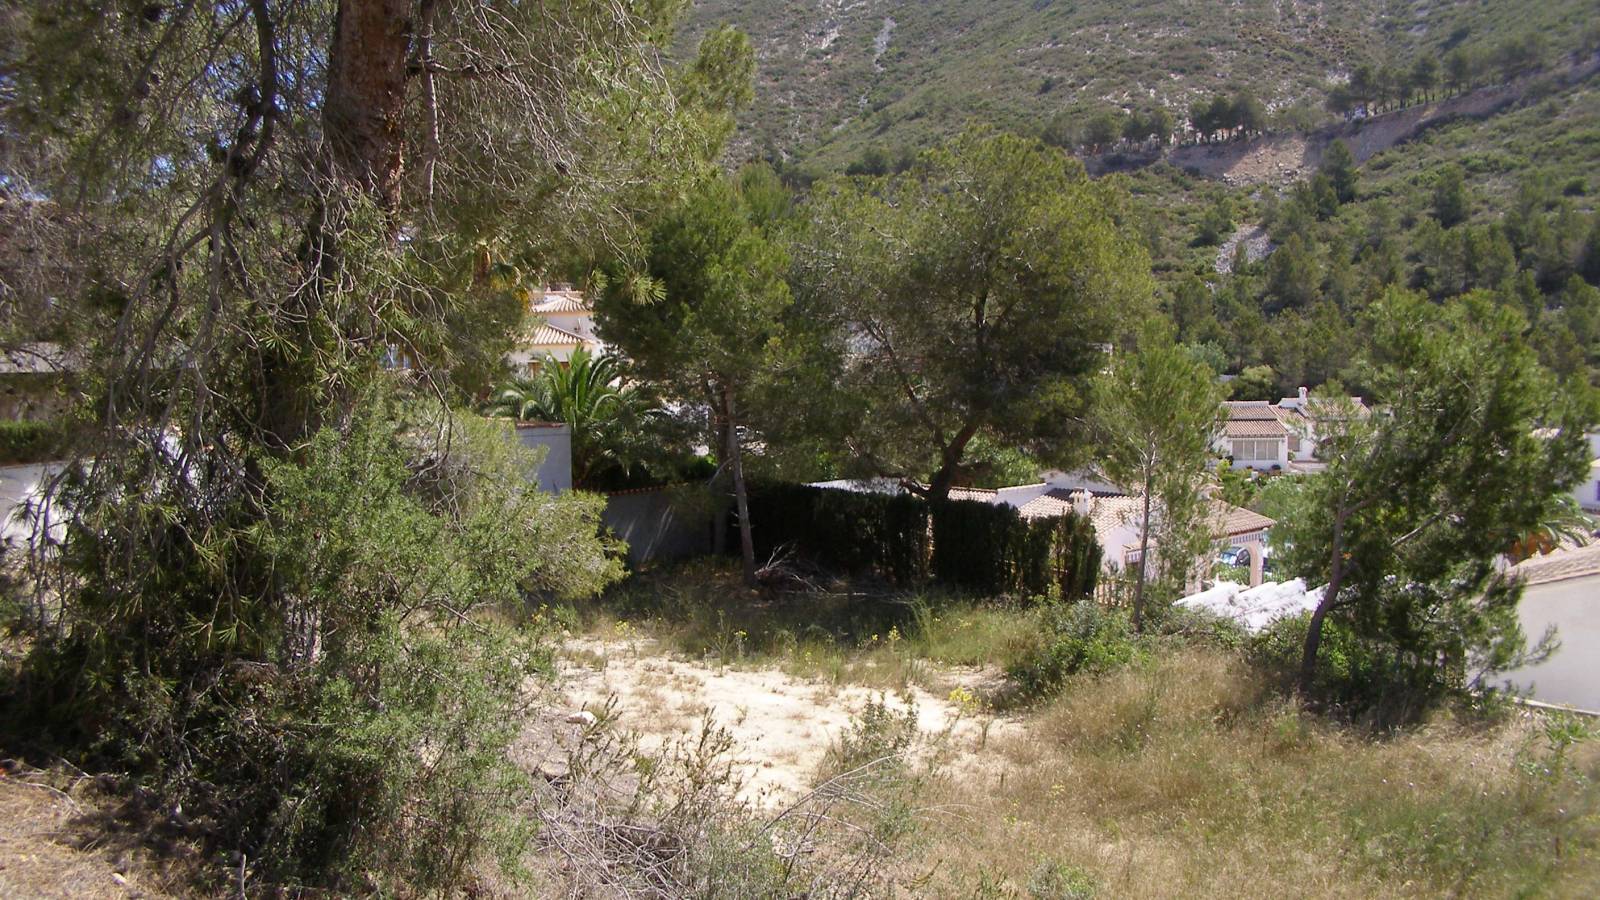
(1211, 501, 1275, 536)
(1510, 541, 1600, 586)
(1224, 418, 1289, 438)
(1017, 489, 1076, 520)
(1223, 401, 1282, 420)
(533, 294, 591, 314)
(1085, 495, 1144, 535)
(946, 486, 998, 502)
(520, 322, 588, 346)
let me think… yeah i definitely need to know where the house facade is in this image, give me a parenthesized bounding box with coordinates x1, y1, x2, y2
(1216, 390, 1369, 470)
(505, 285, 606, 370)
(1217, 401, 1290, 470)
(1576, 431, 1600, 515)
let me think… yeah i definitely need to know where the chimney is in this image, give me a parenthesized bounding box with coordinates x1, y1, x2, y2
(1069, 489, 1093, 518)
(1298, 385, 1309, 403)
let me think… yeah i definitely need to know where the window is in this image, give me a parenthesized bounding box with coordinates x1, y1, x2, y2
(1231, 439, 1281, 462)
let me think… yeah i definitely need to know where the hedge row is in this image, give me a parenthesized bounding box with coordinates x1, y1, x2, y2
(746, 481, 929, 584)
(743, 481, 1101, 599)
(0, 419, 63, 466)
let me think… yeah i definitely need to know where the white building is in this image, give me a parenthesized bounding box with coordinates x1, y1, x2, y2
(1215, 390, 1369, 470)
(505, 286, 606, 370)
(1575, 431, 1600, 515)
(1217, 401, 1290, 470)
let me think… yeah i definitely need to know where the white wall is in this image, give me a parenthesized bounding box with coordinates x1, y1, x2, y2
(1224, 437, 1288, 471)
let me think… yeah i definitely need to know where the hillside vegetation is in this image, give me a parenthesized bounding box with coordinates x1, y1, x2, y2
(682, 0, 1600, 172)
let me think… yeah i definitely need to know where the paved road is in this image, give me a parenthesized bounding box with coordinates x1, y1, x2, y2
(1501, 544, 1600, 712)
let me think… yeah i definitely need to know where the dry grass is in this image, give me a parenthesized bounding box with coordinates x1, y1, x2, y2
(0, 768, 187, 899)
(908, 650, 1600, 898)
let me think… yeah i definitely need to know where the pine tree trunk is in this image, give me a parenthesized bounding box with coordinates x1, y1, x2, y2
(925, 421, 982, 502)
(1299, 510, 1349, 693)
(1132, 477, 1154, 633)
(722, 384, 757, 585)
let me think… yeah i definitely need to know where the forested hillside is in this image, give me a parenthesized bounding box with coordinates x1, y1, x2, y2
(683, 0, 1600, 172)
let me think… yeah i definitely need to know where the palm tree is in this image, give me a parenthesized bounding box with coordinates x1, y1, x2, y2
(483, 349, 659, 487)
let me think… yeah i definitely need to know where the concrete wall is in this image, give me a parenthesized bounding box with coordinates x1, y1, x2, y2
(514, 423, 572, 493)
(601, 487, 719, 566)
(1503, 574, 1600, 712)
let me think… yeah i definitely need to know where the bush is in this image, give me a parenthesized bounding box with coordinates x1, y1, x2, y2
(1247, 613, 1458, 726)
(931, 497, 1099, 598)
(1006, 602, 1141, 700)
(1027, 860, 1099, 899)
(744, 483, 1100, 598)
(0, 419, 62, 465)
(1, 399, 621, 892)
(746, 481, 929, 583)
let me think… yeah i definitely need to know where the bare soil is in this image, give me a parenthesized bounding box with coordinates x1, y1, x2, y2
(547, 638, 1021, 806)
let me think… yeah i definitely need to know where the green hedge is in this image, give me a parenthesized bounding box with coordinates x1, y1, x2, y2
(746, 481, 929, 584)
(744, 482, 1100, 599)
(0, 420, 63, 465)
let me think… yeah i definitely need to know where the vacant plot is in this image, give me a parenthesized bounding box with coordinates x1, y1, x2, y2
(541, 564, 1600, 897)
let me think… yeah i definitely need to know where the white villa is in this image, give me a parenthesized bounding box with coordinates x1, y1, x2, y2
(1216, 389, 1369, 471)
(506, 285, 605, 370)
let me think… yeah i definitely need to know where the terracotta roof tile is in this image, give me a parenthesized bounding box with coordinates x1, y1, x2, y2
(533, 294, 591, 313)
(520, 322, 588, 346)
(1223, 401, 1282, 420)
(1224, 418, 1289, 438)
(1510, 541, 1600, 586)
(1211, 501, 1275, 536)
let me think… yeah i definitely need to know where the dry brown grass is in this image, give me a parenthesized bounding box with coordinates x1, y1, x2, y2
(0, 769, 188, 899)
(907, 650, 1600, 898)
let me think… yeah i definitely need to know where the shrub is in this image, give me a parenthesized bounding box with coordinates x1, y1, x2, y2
(822, 694, 920, 779)
(744, 483, 1099, 598)
(1027, 860, 1099, 899)
(931, 497, 1098, 598)
(746, 481, 930, 584)
(0, 419, 62, 465)
(1247, 613, 1459, 726)
(1006, 602, 1141, 700)
(1, 398, 621, 892)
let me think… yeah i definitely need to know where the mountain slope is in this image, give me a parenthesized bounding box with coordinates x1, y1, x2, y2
(680, 0, 1600, 171)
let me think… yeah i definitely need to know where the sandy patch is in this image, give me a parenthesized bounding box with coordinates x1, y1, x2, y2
(552, 640, 1021, 806)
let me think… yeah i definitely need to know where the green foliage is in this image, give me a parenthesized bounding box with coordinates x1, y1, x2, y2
(1248, 614, 1465, 727)
(0, 419, 62, 465)
(790, 129, 1153, 497)
(929, 498, 1096, 599)
(822, 694, 920, 777)
(743, 483, 1100, 598)
(1431, 163, 1471, 228)
(1319, 139, 1359, 204)
(1281, 290, 1596, 706)
(1093, 324, 1226, 626)
(1027, 860, 1100, 899)
(484, 348, 675, 488)
(3, 399, 621, 890)
(1006, 602, 1141, 700)
(745, 481, 931, 585)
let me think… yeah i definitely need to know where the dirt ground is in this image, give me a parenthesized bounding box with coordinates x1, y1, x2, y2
(0, 772, 176, 900)
(548, 638, 1022, 806)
